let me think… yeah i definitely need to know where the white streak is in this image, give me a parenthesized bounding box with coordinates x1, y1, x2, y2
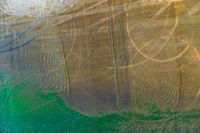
(2, 0, 78, 17)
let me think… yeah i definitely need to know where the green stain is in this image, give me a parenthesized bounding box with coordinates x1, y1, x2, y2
(0, 74, 200, 132)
